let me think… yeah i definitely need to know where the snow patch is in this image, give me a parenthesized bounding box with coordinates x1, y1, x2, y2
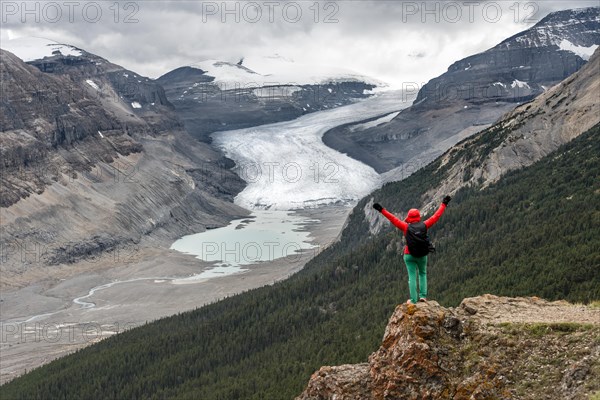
(511, 80, 530, 89)
(131, 102, 142, 109)
(97, 131, 104, 138)
(493, 82, 506, 88)
(3, 37, 82, 61)
(559, 39, 599, 60)
(86, 79, 99, 90)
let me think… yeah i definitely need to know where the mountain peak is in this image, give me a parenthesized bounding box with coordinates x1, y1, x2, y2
(495, 6, 599, 50)
(538, 6, 600, 24)
(297, 295, 600, 399)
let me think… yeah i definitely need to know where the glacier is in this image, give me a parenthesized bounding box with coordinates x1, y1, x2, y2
(212, 91, 414, 210)
(190, 55, 386, 89)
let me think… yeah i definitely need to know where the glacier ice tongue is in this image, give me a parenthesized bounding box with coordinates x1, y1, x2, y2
(213, 91, 413, 210)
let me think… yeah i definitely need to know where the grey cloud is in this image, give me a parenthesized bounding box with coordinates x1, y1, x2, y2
(1, 0, 597, 84)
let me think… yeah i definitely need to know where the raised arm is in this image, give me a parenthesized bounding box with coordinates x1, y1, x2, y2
(373, 203, 408, 232)
(382, 208, 408, 232)
(424, 196, 451, 228)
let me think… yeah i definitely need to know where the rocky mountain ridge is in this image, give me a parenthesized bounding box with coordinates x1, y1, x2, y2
(323, 7, 600, 176)
(421, 46, 600, 210)
(0, 47, 247, 288)
(361, 46, 599, 235)
(297, 295, 600, 399)
(4, 36, 175, 126)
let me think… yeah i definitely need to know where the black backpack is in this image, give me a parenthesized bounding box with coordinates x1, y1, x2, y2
(405, 222, 435, 257)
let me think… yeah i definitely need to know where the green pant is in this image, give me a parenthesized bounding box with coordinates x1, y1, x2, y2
(403, 254, 428, 304)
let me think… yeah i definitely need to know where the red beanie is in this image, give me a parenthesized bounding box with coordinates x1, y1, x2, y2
(405, 209, 421, 223)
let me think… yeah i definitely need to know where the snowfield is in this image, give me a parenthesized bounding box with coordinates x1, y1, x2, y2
(190, 55, 386, 89)
(212, 91, 414, 210)
(559, 39, 599, 60)
(3, 37, 82, 61)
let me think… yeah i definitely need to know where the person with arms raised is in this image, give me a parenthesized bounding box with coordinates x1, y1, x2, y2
(373, 196, 451, 304)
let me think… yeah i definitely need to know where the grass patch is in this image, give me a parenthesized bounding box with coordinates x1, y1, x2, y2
(498, 322, 595, 337)
(526, 323, 594, 336)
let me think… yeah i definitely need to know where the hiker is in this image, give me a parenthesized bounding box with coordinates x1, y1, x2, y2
(372, 196, 451, 304)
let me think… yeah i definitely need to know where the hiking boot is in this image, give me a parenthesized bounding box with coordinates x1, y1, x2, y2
(406, 299, 414, 305)
(418, 298, 427, 302)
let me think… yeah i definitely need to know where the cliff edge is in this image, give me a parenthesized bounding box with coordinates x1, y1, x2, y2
(297, 294, 600, 399)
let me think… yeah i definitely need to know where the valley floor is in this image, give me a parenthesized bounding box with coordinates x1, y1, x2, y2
(0, 205, 351, 384)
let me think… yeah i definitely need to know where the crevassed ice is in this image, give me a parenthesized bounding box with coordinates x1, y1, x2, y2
(212, 91, 414, 210)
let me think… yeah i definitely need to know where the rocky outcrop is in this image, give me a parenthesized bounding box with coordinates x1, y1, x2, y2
(323, 7, 600, 175)
(299, 364, 372, 400)
(297, 295, 600, 400)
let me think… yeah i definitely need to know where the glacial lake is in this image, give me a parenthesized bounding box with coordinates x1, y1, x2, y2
(170, 210, 318, 282)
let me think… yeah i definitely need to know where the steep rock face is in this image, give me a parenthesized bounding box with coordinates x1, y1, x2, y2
(1, 50, 116, 145)
(0, 49, 142, 206)
(416, 7, 599, 107)
(297, 295, 600, 400)
(24, 44, 178, 133)
(323, 7, 600, 175)
(0, 49, 247, 286)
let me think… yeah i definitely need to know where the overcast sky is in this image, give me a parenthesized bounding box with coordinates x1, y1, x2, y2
(1, 1, 598, 87)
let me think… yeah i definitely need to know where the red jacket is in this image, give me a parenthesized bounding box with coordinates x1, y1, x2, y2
(381, 204, 446, 255)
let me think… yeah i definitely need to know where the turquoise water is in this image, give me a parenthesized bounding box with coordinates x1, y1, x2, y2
(170, 210, 318, 282)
